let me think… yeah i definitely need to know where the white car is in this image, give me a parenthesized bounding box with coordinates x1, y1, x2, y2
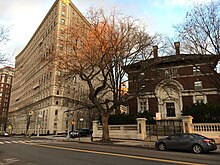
(0, 131, 9, 137)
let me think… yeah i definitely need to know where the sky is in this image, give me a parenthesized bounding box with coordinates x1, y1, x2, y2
(0, 0, 215, 65)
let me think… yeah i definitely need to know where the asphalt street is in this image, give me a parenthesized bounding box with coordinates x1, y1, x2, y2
(0, 136, 220, 165)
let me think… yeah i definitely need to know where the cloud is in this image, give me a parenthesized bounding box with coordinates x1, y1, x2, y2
(2, 0, 216, 59)
(153, 0, 215, 9)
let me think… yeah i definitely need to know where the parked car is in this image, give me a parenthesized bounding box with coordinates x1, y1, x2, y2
(0, 131, 9, 137)
(79, 128, 92, 137)
(69, 128, 92, 138)
(155, 133, 217, 154)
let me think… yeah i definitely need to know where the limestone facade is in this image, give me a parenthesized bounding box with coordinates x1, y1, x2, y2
(9, 0, 90, 135)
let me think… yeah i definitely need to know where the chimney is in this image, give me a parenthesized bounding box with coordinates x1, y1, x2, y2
(153, 45, 158, 59)
(174, 42, 180, 56)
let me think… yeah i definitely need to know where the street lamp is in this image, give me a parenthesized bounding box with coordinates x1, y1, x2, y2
(65, 110, 75, 139)
(80, 118, 84, 129)
(78, 118, 84, 141)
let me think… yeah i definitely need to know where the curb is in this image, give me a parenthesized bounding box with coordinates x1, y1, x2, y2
(61, 138, 220, 153)
(62, 139, 155, 150)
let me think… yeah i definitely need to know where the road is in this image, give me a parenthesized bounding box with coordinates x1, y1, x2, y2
(0, 136, 220, 165)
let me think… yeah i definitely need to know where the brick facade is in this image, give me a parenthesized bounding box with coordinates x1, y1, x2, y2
(124, 44, 220, 119)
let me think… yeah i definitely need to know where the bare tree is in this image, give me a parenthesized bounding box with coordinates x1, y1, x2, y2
(174, 1, 220, 55)
(23, 110, 35, 136)
(54, 8, 156, 142)
(173, 1, 220, 91)
(0, 25, 11, 65)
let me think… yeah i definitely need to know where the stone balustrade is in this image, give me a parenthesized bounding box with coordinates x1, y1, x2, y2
(193, 123, 220, 132)
(192, 123, 220, 143)
(92, 118, 220, 142)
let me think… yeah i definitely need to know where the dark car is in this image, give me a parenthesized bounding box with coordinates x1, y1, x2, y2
(70, 128, 92, 138)
(155, 133, 217, 154)
(79, 128, 92, 137)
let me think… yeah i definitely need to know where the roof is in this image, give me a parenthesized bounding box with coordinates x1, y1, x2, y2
(123, 54, 220, 73)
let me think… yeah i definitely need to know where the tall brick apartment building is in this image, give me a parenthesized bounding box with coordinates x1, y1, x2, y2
(0, 66, 14, 131)
(124, 42, 220, 120)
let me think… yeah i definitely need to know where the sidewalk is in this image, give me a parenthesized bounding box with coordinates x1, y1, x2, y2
(30, 135, 155, 149)
(67, 137, 156, 149)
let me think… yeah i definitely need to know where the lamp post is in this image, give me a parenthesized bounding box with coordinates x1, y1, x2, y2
(80, 118, 84, 129)
(79, 118, 83, 141)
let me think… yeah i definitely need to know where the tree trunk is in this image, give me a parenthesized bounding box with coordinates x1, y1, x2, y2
(26, 116, 30, 136)
(101, 112, 111, 143)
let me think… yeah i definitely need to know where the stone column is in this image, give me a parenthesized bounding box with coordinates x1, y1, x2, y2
(92, 120, 99, 137)
(136, 118, 147, 140)
(181, 116, 193, 133)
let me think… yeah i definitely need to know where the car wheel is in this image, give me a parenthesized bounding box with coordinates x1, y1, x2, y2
(192, 144, 203, 154)
(158, 143, 167, 151)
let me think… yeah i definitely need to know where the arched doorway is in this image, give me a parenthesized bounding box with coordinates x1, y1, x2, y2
(155, 79, 183, 119)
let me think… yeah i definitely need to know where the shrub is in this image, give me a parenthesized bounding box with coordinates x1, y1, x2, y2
(183, 103, 220, 123)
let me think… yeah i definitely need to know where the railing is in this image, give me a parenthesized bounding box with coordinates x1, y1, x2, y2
(193, 123, 220, 132)
(97, 125, 137, 131)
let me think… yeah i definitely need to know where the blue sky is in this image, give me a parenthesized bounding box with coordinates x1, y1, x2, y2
(0, 0, 214, 60)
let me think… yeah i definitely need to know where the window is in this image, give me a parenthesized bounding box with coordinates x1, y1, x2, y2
(56, 90, 59, 95)
(60, 27, 64, 33)
(1, 75, 5, 83)
(194, 80, 202, 91)
(158, 69, 178, 77)
(165, 70, 169, 77)
(54, 122, 57, 129)
(55, 109, 58, 116)
(138, 97, 148, 113)
(195, 95, 204, 104)
(57, 70, 62, 76)
(55, 101, 59, 105)
(60, 44, 64, 50)
(60, 35, 64, 40)
(139, 72, 145, 81)
(61, 19, 65, 25)
(193, 66, 200, 75)
(166, 102, 175, 117)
